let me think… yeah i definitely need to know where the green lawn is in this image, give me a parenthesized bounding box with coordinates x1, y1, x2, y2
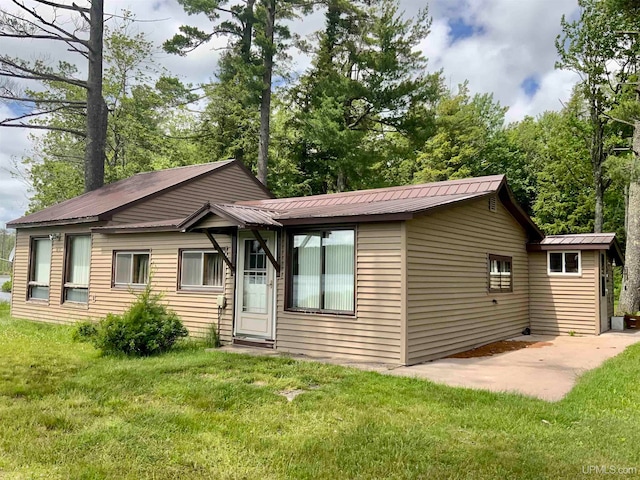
(1, 302, 639, 479)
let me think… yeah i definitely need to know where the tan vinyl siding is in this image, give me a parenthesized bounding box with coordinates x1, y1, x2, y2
(529, 250, 597, 335)
(196, 215, 238, 229)
(406, 198, 529, 364)
(12, 228, 234, 340)
(275, 222, 403, 363)
(111, 163, 271, 224)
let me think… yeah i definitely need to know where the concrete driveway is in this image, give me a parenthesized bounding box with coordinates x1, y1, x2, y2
(389, 331, 640, 401)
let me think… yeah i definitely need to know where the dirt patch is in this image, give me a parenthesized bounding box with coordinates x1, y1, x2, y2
(448, 340, 554, 359)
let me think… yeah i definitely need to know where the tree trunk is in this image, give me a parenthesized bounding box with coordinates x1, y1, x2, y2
(618, 119, 640, 314)
(84, 0, 106, 192)
(590, 95, 605, 233)
(257, 0, 275, 186)
(594, 165, 604, 233)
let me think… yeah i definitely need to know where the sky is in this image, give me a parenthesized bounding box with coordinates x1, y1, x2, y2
(0, 0, 581, 228)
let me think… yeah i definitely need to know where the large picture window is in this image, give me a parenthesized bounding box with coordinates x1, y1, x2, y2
(28, 237, 52, 300)
(548, 251, 581, 275)
(113, 251, 150, 286)
(488, 254, 512, 293)
(180, 250, 224, 289)
(289, 229, 355, 314)
(64, 235, 91, 303)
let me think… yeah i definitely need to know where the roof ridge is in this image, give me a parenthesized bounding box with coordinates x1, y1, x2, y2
(131, 159, 233, 177)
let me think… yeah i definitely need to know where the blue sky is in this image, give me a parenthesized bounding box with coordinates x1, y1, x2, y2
(0, 0, 581, 228)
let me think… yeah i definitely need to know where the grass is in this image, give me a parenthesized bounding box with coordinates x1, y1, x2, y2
(0, 302, 639, 479)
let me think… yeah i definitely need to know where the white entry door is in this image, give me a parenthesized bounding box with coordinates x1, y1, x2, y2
(600, 252, 609, 333)
(235, 231, 276, 339)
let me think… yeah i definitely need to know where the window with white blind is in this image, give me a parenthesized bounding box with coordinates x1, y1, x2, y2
(488, 254, 512, 293)
(28, 237, 52, 300)
(180, 250, 224, 289)
(289, 229, 355, 314)
(113, 251, 150, 286)
(64, 235, 91, 303)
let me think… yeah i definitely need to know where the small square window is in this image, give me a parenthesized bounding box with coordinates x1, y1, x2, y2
(547, 251, 581, 275)
(113, 251, 150, 286)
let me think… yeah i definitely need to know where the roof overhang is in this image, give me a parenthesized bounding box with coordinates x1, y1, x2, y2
(8, 216, 103, 229)
(527, 238, 625, 266)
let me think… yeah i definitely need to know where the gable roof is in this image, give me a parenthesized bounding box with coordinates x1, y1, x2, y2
(8, 160, 272, 228)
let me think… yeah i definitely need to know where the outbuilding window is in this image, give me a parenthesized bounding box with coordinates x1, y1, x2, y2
(488, 254, 512, 293)
(548, 251, 581, 275)
(28, 237, 52, 300)
(64, 235, 91, 303)
(288, 228, 355, 314)
(179, 250, 224, 289)
(113, 251, 150, 286)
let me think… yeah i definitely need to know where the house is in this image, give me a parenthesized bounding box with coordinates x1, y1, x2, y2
(7, 159, 624, 365)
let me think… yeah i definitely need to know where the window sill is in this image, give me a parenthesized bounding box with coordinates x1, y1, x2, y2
(547, 273, 582, 277)
(284, 308, 356, 319)
(62, 301, 89, 308)
(112, 284, 147, 290)
(177, 287, 224, 294)
(27, 298, 49, 305)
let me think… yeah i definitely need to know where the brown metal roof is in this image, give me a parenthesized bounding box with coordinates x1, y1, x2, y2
(239, 174, 506, 212)
(209, 204, 282, 227)
(8, 160, 236, 228)
(92, 218, 185, 234)
(539, 233, 617, 246)
(275, 192, 491, 223)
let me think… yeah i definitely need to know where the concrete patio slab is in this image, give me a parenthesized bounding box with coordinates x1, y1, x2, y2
(390, 331, 640, 401)
(218, 330, 640, 402)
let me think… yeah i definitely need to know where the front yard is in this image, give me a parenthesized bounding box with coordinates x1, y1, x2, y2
(1, 301, 639, 479)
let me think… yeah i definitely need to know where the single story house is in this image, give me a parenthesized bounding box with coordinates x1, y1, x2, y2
(7, 159, 624, 365)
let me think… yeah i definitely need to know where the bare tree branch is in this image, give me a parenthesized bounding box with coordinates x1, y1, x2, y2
(0, 122, 85, 137)
(31, 0, 89, 13)
(0, 94, 85, 105)
(10, 0, 89, 47)
(0, 57, 87, 88)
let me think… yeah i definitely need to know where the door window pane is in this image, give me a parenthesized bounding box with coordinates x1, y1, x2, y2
(243, 239, 267, 313)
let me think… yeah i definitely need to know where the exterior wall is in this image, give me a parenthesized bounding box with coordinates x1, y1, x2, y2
(529, 250, 598, 335)
(110, 163, 271, 224)
(11, 225, 97, 324)
(405, 198, 530, 364)
(12, 228, 234, 341)
(274, 222, 404, 364)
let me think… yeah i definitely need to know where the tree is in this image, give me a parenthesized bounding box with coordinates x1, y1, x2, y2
(555, 0, 634, 232)
(0, 0, 107, 192)
(608, 0, 640, 313)
(287, 0, 441, 193)
(19, 17, 199, 212)
(165, 0, 307, 185)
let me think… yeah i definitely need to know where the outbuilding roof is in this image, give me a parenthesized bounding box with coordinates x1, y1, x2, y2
(6, 160, 255, 228)
(527, 233, 624, 265)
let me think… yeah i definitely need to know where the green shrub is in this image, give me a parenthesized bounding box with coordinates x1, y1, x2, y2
(90, 284, 188, 356)
(72, 321, 98, 342)
(1, 280, 11, 293)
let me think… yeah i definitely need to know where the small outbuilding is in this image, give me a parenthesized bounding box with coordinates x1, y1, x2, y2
(7, 160, 623, 365)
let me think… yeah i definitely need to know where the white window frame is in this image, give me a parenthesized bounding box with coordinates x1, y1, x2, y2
(488, 254, 512, 293)
(547, 250, 582, 276)
(113, 251, 150, 286)
(179, 249, 225, 290)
